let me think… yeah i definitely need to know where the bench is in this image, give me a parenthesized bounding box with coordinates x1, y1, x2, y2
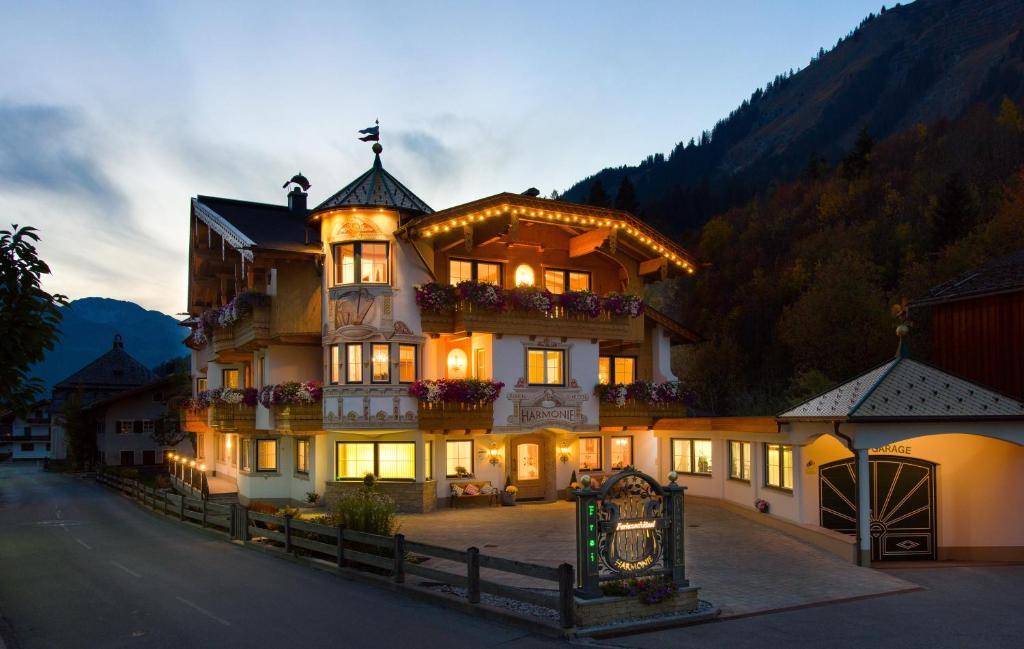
(449, 480, 499, 508)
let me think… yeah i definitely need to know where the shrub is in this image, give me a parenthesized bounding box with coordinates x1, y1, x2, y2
(249, 501, 283, 531)
(305, 491, 320, 505)
(600, 576, 678, 605)
(328, 488, 398, 538)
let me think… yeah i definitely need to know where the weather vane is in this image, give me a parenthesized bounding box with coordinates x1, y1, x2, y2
(358, 119, 380, 142)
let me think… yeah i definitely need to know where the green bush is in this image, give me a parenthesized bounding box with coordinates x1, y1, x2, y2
(328, 488, 398, 537)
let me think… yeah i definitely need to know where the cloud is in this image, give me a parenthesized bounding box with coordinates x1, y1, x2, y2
(0, 102, 123, 210)
(394, 130, 459, 181)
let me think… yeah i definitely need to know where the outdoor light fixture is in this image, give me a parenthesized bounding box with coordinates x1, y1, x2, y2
(199, 464, 206, 472)
(558, 443, 571, 463)
(514, 263, 535, 286)
(447, 348, 468, 374)
(189, 459, 196, 467)
(488, 446, 500, 466)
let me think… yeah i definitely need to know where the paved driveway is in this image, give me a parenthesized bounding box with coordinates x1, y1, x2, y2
(397, 500, 915, 616)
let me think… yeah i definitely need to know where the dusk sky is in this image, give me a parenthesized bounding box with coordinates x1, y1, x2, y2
(0, 0, 886, 315)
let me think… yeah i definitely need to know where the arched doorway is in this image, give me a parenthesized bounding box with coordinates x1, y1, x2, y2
(820, 456, 937, 561)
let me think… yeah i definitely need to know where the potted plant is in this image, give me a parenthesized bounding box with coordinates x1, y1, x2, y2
(501, 474, 518, 506)
(754, 498, 770, 514)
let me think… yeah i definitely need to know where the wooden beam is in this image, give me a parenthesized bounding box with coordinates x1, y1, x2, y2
(568, 227, 610, 258)
(638, 257, 667, 276)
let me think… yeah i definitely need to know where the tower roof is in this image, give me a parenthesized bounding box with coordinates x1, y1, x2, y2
(313, 149, 433, 216)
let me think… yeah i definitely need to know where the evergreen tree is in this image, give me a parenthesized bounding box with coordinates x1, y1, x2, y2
(931, 172, 977, 249)
(841, 127, 874, 178)
(614, 176, 638, 213)
(587, 179, 610, 208)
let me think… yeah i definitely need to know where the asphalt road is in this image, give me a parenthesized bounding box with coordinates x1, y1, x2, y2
(0, 463, 563, 649)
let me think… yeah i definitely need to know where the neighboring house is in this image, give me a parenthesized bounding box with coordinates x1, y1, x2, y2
(910, 249, 1024, 400)
(181, 145, 700, 508)
(0, 401, 51, 460)
(87, 377, 191, 467)
(50, 334, 156, 460)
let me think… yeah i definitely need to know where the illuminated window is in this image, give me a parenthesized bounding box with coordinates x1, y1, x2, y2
(216, 434, 226, 462)
(255, 354, 266, 389)
(579, 436, 602, 471)
(118, 420, 132, 434)
(446, 440, 473, 477)
(424, 440, 433, 480)
(598, 355, 636, 384)
(672, 439, 712, 475)
(222, 369, 241, 389)
(377, 443, 415, 480)
(229, 435, 236, 467)
(346, 343, 363, 383)
(295, 438, 309, 474)
(337, 442, 375, 479)
(527, 348, 564, 385)
(196, 377, 208, 393)
(514, 264, 535, 286)
(371, 343, 391, 383)
(544, 268, 591, 294)
(333, 241, 390, 285)
(330, 345, 341, 384)
(473, 348, 486, 379)
(610, 436, 633, 469)
(449, 259, 472, 285)
(476, 262, 501, 285)
(256, 439, 278, 472)
(729, 441, 751, 481)
(399, 344, 417, 383)
(240, 438, 253, 472)
(196, 433, 205, 460)
(517, 443, 539, 480)
(765, 443, 793, 490)
(449, 259, 501, 286)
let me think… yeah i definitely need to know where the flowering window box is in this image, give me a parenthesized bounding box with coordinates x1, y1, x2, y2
(179, 407, 214, 435)
(259, 381, 323, 434)
(210, 403, 256, 433)
(417, 401, 495, 431)
(596, 381, 695, 426)
(599, 401, 689, 426)
(272, 403, 323, 434)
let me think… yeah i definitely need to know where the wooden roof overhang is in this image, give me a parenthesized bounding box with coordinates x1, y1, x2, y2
(395, 193, 698, 278)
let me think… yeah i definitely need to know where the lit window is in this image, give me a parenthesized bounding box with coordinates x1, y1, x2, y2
(399, 344, 417, 383)
(544, 269, 565, 294)
(346, 343, 363, 383)
(446, 440, 473, 477)
(598, 357, 610, 385)
(217, 434, 226, 462)
(672, 439, 712, 475)
(476, 262, 501, 285)
(118, 420, 132, 434)
(610, 436, 632, 469)
(527, 348, 564, 385)
(378, 443, 415, 480)
(337, 442, 375, 479)
(424, 440, 433, 481)
(729, 441, 751, 481)
(222, 369, 241, 389)
(295, 438, 309, 474)
(517, 443, 539, 480)
(569, 271, 591, 291)
(514, 264, 535, 286)
(256, 439, 277, 472)
(473, 348, 486, 379)
(449, 259, 473, 285)
(240, 438, 253, 472)
(196, 433, 205, 460)
(765, 443, 794, 490)
(196, 377, 208, 393)
(334, 241, 389, 285)
(543, 268, 591, 294)
(330, 345, 341, 384)
(579, 436, 602, 471)
(371, 343, 391, 383)
(599, 355, 636, 385)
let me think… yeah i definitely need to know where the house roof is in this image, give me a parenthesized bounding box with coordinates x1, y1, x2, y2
(913, 249, 1024, 307)
(53, 335, 156, 392)
(313, 152, 433, 217)
(194, 195, 319, 255)
(779, 352, 1024, 421)
(645, 306, 702, 344)
(85, 376, 177, 411)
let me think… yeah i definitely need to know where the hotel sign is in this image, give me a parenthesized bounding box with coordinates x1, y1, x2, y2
(504, 382, 591, 431)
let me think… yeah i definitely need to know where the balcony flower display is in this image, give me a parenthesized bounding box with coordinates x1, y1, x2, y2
(408, 378, 505, 404)
(509, 285, 555, 314)
(258, 381, 324, 408)
(603, 292, 645, 318)
(559, 290, 602, 318)
(195, 291, 271, 339)
(195, 387, 259, 408)
(414, 282, 456, 313)
(595, 381, 696, 407)
(456, 280, 505, 311)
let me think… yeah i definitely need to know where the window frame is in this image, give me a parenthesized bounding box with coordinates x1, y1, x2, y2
(335, 441, 416, 481)
(728, 440, 751, 482)
(295, 438, 310, 475)
(329, 345, 341, 384)
(609, 435, 634, 470)
(448, 258, 504, 287)
(398, 344, 417, 383)
(345, 343, 364, 384)
(222, 368, 241, 389)
(424, 440, 434, 481)
(333, 241, 390, 286)
(764, 443, 794, 491)
(543, 267, 592, 294)
(670, 438, 713, 476)
(196, 377, 208, 393)
(370, 343, 391, 384)
(598, 355, 637, 385)
(255, 438, 278, 473)
(196, 432, 205, 460)
(578, 436, 603, 471)
(240, 438, 253, 472)
(445, 439, 474, 478)
(527, 348, 566, 386)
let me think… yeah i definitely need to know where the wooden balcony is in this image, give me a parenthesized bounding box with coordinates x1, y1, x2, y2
(179, 408, 214, 435)
(599, 402, 688, 427)
(212, 304, 271, 361)
(272, 403, 323, 434)
(420, 304, 643, 341)
(417, 402, 494, 431)
(209, 404, 256, 434)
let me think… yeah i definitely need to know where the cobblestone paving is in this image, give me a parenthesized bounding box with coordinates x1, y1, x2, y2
(397, 500, 916, 616)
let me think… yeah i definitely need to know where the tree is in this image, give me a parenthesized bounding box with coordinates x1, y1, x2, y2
(931, 172, 977, 249)
(841, 127, 874, 178)
(0, 225, 67, 414)
(613, 175, 638, 213)
(62, 388, 95, 470)
(586, 180, 609, 208)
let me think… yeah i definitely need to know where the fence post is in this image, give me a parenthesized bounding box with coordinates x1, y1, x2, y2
(163, 491, 169, 516)
(466, 547, 480, 604)
(558, 563, 575, 629)
(284, 515, 293, 554)
(178, 494, 185, 521)
(336, 525, 346, 568)
(201, 500, 208, 528)
(239, 507, 250, 542)
(392, 533, 405, 583)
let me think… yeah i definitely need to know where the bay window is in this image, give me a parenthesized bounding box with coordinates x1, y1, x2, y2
(672, 438, 713, 475)
(399, 344, 417, 383)
(333, 241, 390, 285)
(346, 343, 363, 383)
(371, 343, 391, 383)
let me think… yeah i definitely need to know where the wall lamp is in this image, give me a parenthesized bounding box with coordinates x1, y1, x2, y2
(488, 446, 501, 467)
(558, 442, 571, 464)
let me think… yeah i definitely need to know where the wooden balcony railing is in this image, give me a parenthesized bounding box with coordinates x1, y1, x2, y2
(209, 404, 256, 434)
(212, 304, 271, 359)
(599, 401, 688, 427)
(272, 403, 323, 434)
(420, 303, 642, 341)
(180, 408, 214, 435)
(417, 401, 495, 431)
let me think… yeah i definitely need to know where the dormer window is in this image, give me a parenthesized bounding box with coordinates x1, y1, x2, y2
(334, 241, 389, 285)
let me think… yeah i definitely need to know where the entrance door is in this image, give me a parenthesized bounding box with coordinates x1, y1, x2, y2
(511, 435, 545, 500)
(819, 456, 937, 561)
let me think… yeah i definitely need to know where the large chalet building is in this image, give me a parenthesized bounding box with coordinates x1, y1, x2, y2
(182, 143, 699, 511)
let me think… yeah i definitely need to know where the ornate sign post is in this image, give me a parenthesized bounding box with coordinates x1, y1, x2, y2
(574, 468, 687, 598)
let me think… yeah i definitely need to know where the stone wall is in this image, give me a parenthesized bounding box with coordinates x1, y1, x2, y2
(324, 480, 436, 513)
(575, 586, 699, 628)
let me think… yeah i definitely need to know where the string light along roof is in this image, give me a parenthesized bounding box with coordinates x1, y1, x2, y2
(313, 146, 433, 216)
(399, 192, 698, 273)
(779, 355, 1024, 421)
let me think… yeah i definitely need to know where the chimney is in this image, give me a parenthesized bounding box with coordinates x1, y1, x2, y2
(288, 187, 307, 217)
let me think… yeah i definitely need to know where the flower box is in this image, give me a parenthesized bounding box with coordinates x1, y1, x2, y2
(599, 401, 689, 427)
(179, 407, 213, 435)
(419, 310, 455, 334)
(417, 401, 494, 431)
(210, 403, 255, 433)
(272, 403, 323, 434)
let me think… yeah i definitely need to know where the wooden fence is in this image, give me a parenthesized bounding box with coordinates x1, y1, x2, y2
(95, 469, 575, 629)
